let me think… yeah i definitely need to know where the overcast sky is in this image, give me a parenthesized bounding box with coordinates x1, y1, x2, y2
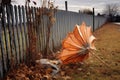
(11, 0, 120, 14)
(55, 0, 120, 13)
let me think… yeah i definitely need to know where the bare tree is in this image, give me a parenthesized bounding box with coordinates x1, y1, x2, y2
(103, 3, 120, 22)
(79, 8, 93, 15)
(82, 9, 93, 15)
(103, 3, 119, 16)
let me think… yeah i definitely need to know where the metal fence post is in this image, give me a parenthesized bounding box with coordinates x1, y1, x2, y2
(65, 1, 68, 11)
(93, 8, 95, 31)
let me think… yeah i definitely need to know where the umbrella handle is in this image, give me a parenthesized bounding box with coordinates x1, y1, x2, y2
(36, 59, 61, 75)
(90, 51, 112, 69)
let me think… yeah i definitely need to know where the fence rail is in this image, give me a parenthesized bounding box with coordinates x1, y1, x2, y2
(0, 5, 107, 78)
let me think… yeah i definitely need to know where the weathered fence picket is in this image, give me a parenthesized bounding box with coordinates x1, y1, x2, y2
(0, 19, 6, 77)
(22, 6, 28, 50)
(6, 5, 13, 67)
(2, 5, 9, 73)
(0, 5, 107, 78)
(15, 5, 21, 63)
(11, 5, 18, 65)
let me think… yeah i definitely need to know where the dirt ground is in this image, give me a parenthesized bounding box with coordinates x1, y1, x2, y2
(69, 23, 120, 80)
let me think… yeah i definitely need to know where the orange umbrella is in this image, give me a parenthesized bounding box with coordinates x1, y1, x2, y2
(36, 22, 110, 74)
(58, 22, 96, 64)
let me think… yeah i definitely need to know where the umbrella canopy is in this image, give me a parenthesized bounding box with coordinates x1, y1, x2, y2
(58, 22, 96, 64)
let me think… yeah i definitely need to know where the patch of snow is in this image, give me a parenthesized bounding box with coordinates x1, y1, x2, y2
(113, 22, 120, 25)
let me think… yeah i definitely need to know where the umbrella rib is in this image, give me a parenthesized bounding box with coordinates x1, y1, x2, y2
(60, 48, 88, 59)
(66, 41, 83, 49)
(69, 34, 85, 49)
(62, 49, 88, 63)
(77, 25, 86, 43)
(90, 50, 112, 69)
(63, 53, 84, 63)
(83, 24, 87, 43)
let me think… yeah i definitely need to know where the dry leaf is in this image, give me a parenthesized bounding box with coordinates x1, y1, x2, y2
(62, 76, 71, 80)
